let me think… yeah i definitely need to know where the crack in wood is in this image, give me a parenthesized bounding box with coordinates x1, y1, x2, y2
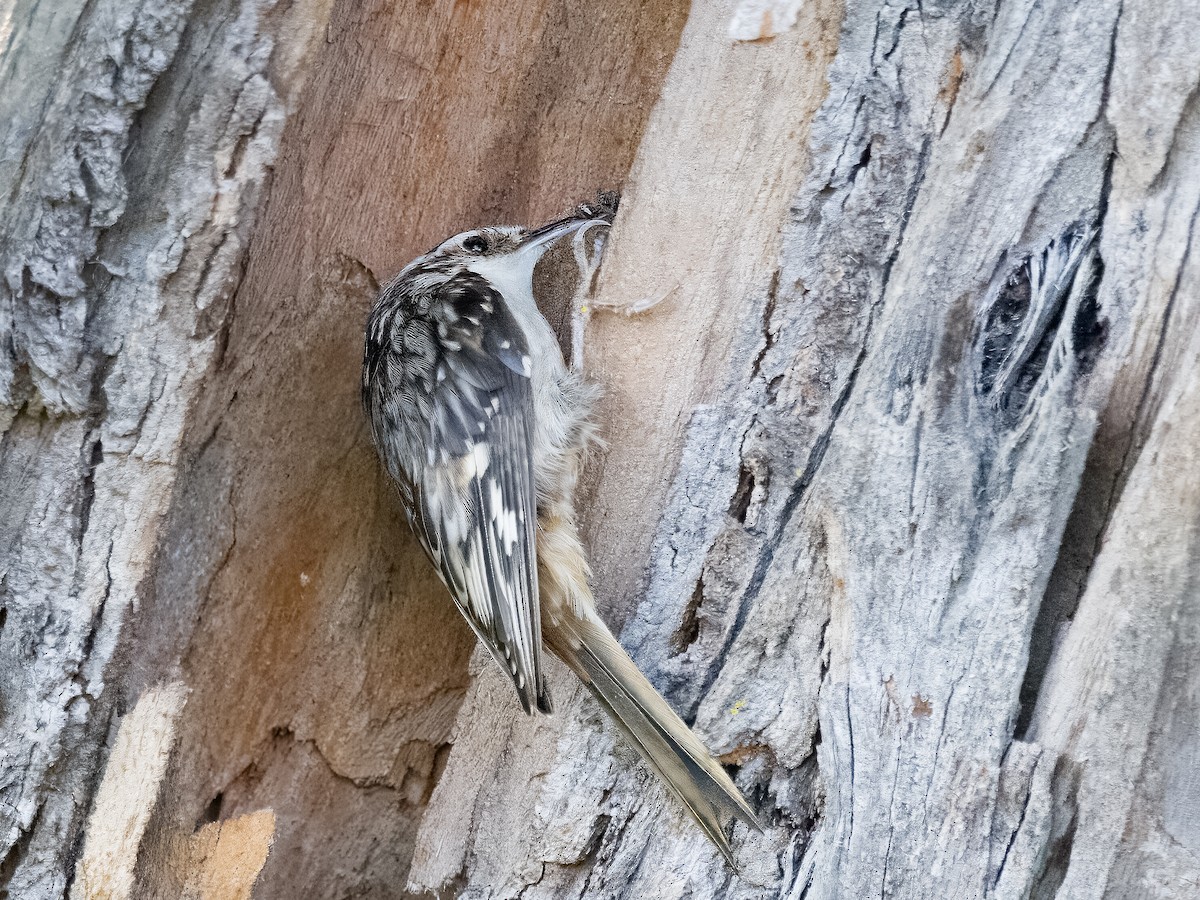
(693, 295, 875, 715)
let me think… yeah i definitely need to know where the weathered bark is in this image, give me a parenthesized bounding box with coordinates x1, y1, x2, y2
(406, 0, 1200, 897)
(0, 1, 328, 895)
(2, 0, 1197, 898)
(1, 0, 685, 896)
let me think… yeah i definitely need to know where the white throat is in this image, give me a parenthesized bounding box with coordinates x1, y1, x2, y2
(464, 252, 539, 313)
(464, 251, 562, 368)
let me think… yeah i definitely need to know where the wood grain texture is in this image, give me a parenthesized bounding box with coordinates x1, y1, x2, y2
(405, 0, 1200, 896)
(124, 1, 688, 898)
(3, 0, 1197, 896)
(71, 683, 188, 900)
(168, 810, 276, 900)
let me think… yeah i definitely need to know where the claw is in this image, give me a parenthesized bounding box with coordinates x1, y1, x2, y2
(569, 225, 610, 373)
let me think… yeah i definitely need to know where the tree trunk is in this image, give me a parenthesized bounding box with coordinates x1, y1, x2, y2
(2, 0, 1196, 898)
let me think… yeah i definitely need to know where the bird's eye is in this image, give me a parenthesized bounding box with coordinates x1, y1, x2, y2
(462, 235, 488, 254)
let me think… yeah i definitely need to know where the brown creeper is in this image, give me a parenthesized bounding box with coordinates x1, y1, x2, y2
(361, 199, 758, 863)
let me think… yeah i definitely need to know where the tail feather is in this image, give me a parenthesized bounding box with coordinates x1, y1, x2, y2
(548, 616, 760, 865)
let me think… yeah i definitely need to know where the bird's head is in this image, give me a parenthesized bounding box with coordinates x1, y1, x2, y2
(393, 194, 618, 299)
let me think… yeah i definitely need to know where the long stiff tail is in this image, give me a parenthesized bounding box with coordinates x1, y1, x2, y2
(547, 615, 761, 865)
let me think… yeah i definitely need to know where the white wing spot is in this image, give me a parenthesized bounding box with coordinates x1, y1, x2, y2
(457, 443, 490, 480)
(500, 340, 510, 349)
(471, 443, 490, 475)
(500, 508, 519, 553)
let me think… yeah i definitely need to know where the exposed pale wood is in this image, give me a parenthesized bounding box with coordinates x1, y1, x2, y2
(71, 683, 188, 900)
(67, 682, 274, 900)
(169, 810, 276, 900)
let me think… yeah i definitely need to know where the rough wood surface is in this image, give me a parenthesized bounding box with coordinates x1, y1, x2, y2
(406, 0, 1200, 897)
(0, 1, 328, 894)
(2, 0, 1197, 897)
(122, 2, 687, 898)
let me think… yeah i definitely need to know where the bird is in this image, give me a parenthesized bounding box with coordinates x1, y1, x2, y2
(361, 197, 759, 864)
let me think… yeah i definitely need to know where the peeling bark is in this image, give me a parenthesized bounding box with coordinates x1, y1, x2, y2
(1, 0, 327, 894)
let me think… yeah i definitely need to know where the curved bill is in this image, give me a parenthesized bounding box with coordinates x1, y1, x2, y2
(516, 217, 611, 260)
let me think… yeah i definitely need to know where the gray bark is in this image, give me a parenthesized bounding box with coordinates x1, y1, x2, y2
(408, 0, 1200, 897)
(0, 0, 325, 895)
(1, 0, 1197, 898)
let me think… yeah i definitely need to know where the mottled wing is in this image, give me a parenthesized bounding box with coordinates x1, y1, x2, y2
(364, 271, 547, 713)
